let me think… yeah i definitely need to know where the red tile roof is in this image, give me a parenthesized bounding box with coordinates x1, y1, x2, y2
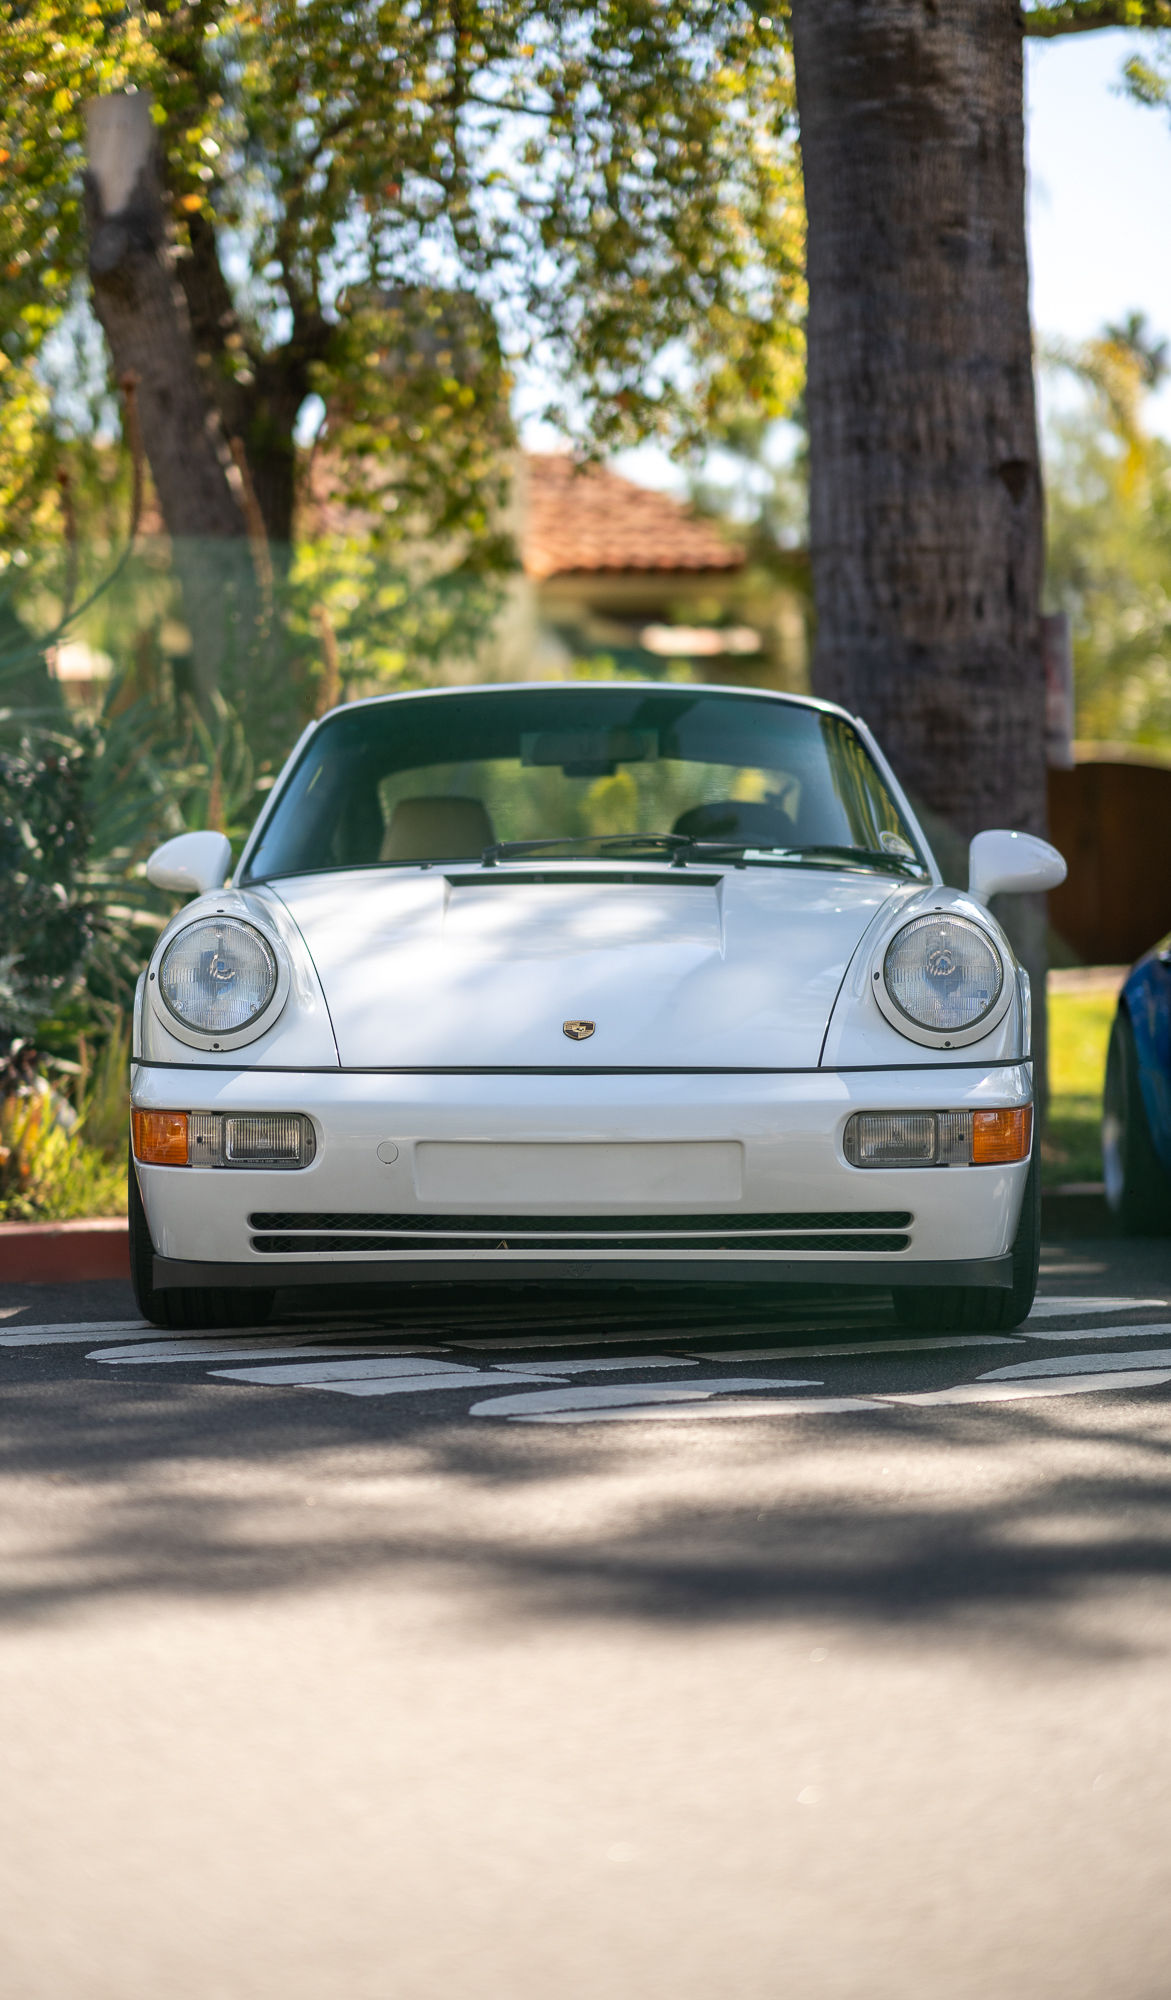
(523, 454, 743, 580)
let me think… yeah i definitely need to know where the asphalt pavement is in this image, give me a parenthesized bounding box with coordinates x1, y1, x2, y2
(3, 1232, 1171, 1999)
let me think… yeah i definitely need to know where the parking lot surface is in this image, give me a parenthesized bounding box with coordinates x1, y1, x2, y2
(3, 1234, 1171, 1999)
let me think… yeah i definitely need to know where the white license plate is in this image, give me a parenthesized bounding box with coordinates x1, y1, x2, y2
(413, 1141, 744, 1205)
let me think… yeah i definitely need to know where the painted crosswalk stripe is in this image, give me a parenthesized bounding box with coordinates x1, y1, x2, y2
(509, 1395, 884, 1424)
(454, 1327, 755, 1350)
(979, 1346, 1171, 1380)
(490, 1355, 698, 1375)
(471, 1377, 820, 1419)
(1025, 1297, 1167, 1319)
(499, 1370, 1171, 1424)
(1020, 1321, 1171, 1343)
(315, 1370, 563, 1399)
(210, 1356, 563, 1388)
(688, 1334, 1022, 1362)
(90, 1339, 447, 1365)
(452, 1315, 893, 1351)
(882, 1370, 1171, 1407)
(0, 1321, 153, 1346)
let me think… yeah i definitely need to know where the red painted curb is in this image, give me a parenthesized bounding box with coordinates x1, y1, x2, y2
(0, 1217, 131, 1284)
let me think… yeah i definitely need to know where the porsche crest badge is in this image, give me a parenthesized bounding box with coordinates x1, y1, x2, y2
(563, 1020, 596, 1041)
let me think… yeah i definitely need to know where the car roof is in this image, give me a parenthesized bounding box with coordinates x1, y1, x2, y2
(314, 679, 860, 730)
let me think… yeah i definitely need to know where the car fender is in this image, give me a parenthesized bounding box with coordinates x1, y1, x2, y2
(1122, 940, 1171, 1172)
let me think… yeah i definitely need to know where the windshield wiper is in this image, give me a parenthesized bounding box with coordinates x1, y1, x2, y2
(481, 835, 691, 866)
(779, 844, 924, 875)
(479, 835, 922, 876)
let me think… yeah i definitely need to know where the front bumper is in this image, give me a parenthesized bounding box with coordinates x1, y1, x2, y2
(132, 1063, 1032, 1291)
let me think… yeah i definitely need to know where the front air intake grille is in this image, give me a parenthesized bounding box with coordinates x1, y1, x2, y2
(251, 1209, 911, 1234)
(248, 1209, 913, 1255)
(252, 1232, 910, 1254)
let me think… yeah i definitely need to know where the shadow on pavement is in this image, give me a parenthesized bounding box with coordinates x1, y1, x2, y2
(2, 1237, 1169, 1648)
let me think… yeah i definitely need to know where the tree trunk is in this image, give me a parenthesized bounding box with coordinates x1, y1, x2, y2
(790, 0, 1050, 1105)
(174, 209, 309, 555)
(84, 95, 250, 709)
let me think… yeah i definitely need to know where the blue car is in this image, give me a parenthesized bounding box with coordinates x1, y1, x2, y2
(1103, 936, 1171, 1233)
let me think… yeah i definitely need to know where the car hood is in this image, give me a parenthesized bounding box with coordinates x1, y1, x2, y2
(271, 866, 909, 1069)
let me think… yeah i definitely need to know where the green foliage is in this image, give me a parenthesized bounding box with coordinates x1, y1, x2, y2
(75, 1006, 130, 1158)
(314, 288, 515, 552)
(1042, 323, 1171, 753)
(288, 508, 514, 704)
(1023, 3, 1171, 35)
(1040, 985, 1117, 1188)
(0, 2, 803, 540)
(1122, 40, 1171, 105)
(0, 1084, 125, 1218)
(0, 1, 809, 1216)
(0, 1, 149, 541)
(506, 4, 804, 454)
(0, 615, 282, 1056)
(0, 730, 94, 1034)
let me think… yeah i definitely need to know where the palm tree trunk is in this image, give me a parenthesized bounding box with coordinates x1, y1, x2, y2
(790, 0, 1050, 1105)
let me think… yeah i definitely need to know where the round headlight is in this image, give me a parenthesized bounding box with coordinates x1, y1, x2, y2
(159, 918, 277, 1034)
(883, 914, 1003, 1033)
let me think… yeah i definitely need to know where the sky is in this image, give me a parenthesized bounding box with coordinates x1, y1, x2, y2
(585, 27, 1171, 495)
(1028, 28, 1171, 438)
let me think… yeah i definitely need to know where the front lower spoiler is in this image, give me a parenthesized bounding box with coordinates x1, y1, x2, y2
(152, 1253, 1014, 1292)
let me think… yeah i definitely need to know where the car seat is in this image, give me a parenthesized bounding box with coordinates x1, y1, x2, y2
(381, 796, 497, 862)
(671, 798, 800, 846)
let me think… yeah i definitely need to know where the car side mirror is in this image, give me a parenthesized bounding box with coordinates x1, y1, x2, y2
(146, 830, 232, 896)
(968, 828, 1066, 903)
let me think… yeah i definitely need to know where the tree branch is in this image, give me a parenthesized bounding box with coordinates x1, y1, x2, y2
(173, 208, 253, 440)
(1023, 2, 1171, 36)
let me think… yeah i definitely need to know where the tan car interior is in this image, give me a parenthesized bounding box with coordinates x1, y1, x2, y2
(380, 795, 497, 862)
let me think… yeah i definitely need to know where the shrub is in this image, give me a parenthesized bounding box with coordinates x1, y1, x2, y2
(0, 1053, 124, 1221)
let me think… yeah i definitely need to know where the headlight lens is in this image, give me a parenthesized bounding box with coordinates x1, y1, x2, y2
(159, 918, 277, 1034)
(883, 915, 1003, 1033)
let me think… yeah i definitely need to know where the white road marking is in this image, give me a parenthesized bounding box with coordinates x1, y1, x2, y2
(0, 1321, 153, 1346)
(688, 1335, 1022, 1361)
(470, 1377, 820, 1419)
(489, 1354, 698, 1374)
(1022, 1321, 1171, 1343)
(211, 1356, 563, 1388)
(452, 1314, 893, 1351)
(505, 1396, 884, 1424)
(979, 1347, 1171, 1381)
(90, 1339, 445, 1365)
(15, 1307, 1171, 1428)
(1027, 1297, 1167, 1319)
(882, 1371, 1171, 1407)
(503, 1371, 1171, 1424)
(1023, 1320, 1167, 1352)
(318, 1369, 565, 1399)
(455, 1327, 753, 1350)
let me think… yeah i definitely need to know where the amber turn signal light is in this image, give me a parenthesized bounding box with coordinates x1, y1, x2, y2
(972, 1106, 1032, 1165)
(131, 1108, 188, 1166)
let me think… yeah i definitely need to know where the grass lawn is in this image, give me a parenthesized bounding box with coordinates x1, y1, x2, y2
(1041, 982, 1121, 1189)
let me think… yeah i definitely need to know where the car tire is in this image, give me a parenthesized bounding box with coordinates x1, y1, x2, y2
(891, 1149, 1040, 1333)
(128, 1148, 275, 1330)
(1103, 1007, 1171, 1235)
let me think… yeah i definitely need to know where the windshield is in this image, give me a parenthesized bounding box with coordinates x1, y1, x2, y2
(243, 686, 927, 881)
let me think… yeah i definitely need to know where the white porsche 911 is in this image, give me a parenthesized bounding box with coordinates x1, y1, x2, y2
(129, 681, 1065, 1333)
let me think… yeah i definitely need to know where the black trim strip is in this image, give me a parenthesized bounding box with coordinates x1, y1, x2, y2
(248, 1208, 913, 1233)
(251, 1232, 912, 1255)
(443, 871, 725, 889)
(153, 1252, 1014, 1291)
(132, 1059, 1032, 1076)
